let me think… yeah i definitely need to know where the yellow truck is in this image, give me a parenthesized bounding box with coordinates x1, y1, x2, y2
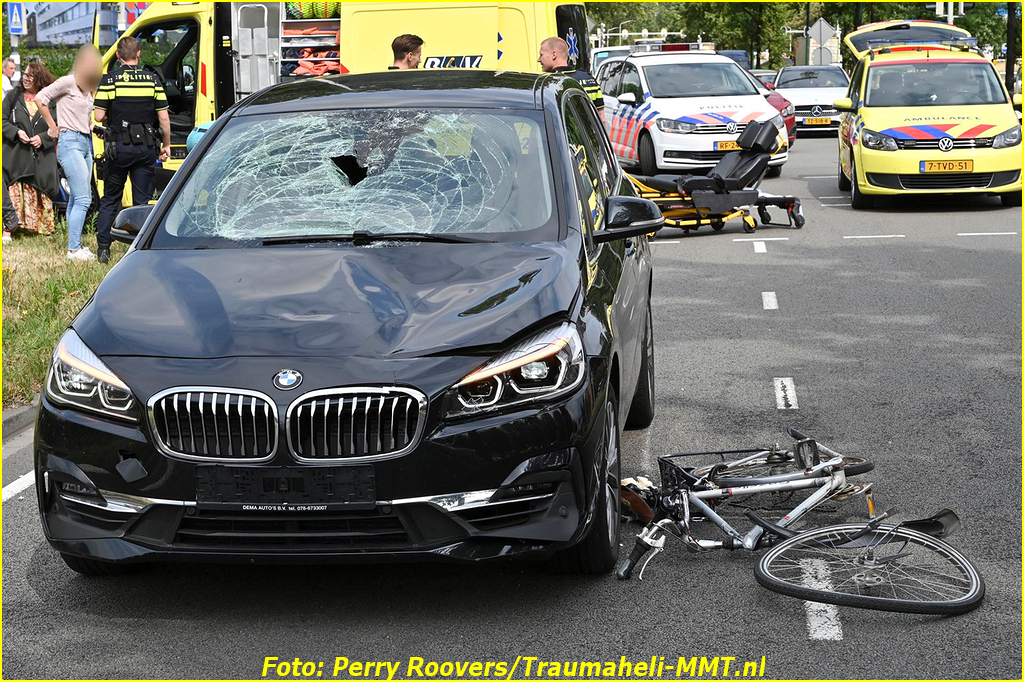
(94, 1, 591, 198)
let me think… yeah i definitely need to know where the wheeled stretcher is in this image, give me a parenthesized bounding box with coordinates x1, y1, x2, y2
(627, 120, 805, 234)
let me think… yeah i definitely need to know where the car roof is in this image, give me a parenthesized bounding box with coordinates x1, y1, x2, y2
(238, 71, 561, 116)
(626, 52, 733, 66)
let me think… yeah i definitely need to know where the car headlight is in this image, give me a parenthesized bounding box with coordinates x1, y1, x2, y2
(781, 104, 794, 118)
(860, 128, 899, 152)
(46, 329, 138, 421)
(656, 118, 696, 134)
(443, 322, 585, 418)
(992, 126, 1022, 149)
(770, 114, 785, 130)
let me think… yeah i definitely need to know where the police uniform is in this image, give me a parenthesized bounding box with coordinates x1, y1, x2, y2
(94, 63, 168, 251)
(553, 65, 604, 109)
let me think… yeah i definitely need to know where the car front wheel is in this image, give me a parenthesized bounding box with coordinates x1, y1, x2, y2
(850, 158, 873, 209)
(626, 300, 655, 429)
(551, 389, 621, 574)
(638, 134, 658, 176)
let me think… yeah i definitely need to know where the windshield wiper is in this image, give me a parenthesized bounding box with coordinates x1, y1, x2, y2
(261, 231, 486, 246)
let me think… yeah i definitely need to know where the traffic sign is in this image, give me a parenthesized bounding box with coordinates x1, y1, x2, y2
(7, 2, 24, 36)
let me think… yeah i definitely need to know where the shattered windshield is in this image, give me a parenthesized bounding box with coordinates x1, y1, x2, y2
(152, 109, 556, 247)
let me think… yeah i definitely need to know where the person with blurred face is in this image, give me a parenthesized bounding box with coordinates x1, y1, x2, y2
(2, 58, 16, 98)
(36, 44, 103, 260)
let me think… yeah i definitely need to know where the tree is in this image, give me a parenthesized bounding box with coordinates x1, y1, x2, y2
(957, 2, 1012, 53)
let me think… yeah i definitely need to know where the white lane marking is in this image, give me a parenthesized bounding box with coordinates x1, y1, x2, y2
(842, 234, 905, 239)
(822, 203, 852, 207)
(803, 175, 839, 179)
(819, 196, 848, 199)
(2, 471, 35, 503)
(753, 241, 767, 253)
(652, 240, 682, 244)
(774, 377, 798, 409)
(956, 232, 1017, 237)
(801, 559, 844, 641)
(762, 291, 778, 310)
(734, 237, 789, 242)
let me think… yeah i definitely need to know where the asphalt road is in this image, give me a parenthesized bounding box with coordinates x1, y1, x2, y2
(3, 137, 1021, 679)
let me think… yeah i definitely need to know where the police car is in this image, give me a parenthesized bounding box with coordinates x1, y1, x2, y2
(835, 21, 1023, 208)
(601, 51, 789, 177)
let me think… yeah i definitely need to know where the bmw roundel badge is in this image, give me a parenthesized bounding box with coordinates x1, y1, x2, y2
(274, 369, 303, 390)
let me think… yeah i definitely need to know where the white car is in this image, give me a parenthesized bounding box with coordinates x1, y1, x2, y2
(601, 52, 789, 176)
(772, 65, 849, 134)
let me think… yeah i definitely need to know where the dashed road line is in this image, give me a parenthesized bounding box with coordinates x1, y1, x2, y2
(842, 234, 905, 240)
(801, 559, 844, 641)
(819, 196, 848, 199)
(803, 175, 839, 179)
(774, 377, 798, 409)
(956, 232, 1017, 237)
(652, 240, 682, 244)
(2, 471, 35, 503)
(753, 241, 767, 253)
(733, 237, 789, 242)
(762, 291, 778, 310)
(822, 203, 852, 207)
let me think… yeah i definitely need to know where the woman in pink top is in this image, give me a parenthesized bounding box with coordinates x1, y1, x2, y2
(36, 45, 102, 261)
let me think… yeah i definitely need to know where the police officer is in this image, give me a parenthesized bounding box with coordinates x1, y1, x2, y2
(93, 36, 170, 263)
(537, 37, 603, 109)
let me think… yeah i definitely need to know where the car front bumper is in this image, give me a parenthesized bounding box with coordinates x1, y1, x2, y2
(35, 370, 607, 565)
(856, 145, 1023, 195)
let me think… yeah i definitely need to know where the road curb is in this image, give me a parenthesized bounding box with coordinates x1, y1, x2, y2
(2, 397, 38, 443)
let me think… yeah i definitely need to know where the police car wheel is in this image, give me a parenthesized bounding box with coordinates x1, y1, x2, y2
(638, 134, 658, 176)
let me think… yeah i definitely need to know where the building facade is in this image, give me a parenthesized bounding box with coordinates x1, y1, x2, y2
(35, 3, 119, 46)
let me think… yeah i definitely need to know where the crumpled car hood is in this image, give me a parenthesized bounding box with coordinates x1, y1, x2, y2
(74, 243, 579, 359)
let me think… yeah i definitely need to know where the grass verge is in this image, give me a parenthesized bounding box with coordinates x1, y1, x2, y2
(2, 226, 128, 407)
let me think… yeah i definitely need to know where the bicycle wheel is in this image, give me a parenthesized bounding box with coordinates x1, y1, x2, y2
(692, 453, 873, 486)
(755, 523, 984, 615)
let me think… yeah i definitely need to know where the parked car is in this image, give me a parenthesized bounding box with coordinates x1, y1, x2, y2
(593, 46, 631, 71)
(36, 71, 665, 575)
(750, 69, 776, 86)
(740, 66, 796, 151)
(773, 65, 849, 134)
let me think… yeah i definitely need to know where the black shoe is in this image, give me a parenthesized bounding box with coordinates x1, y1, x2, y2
(97, 246, 110, 264)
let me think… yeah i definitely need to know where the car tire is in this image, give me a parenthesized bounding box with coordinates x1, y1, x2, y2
(837, 156, 852, 191)
(765, 164, 782, 178)
(551, 388, 621, 574)
(626, 300, 655, 430)
(1000, 191, 1022, 207)
(850, 159, 873, 210)
(638, 133, 658, 176)
(60, 552, 137, 576)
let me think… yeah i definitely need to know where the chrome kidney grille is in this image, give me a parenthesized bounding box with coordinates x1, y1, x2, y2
(286, 387, 427, 461)
(148, 388, 278, 462)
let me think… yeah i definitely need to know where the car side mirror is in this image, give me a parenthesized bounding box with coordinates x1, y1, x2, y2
(833, 97, 856, 113)
(594, 196, 664, 244)
(182, 63, 195, 94)
(617, 91, 637, 106)
(111, 204, 154, 244)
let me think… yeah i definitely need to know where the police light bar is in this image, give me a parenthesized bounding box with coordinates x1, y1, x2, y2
(865, 37, 978, 53)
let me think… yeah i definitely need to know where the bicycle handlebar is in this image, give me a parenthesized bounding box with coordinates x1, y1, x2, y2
(787, 427, 845, 460)
(616, 537, 651, 580)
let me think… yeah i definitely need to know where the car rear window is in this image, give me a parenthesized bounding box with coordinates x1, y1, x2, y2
(152, 109, 556, 247)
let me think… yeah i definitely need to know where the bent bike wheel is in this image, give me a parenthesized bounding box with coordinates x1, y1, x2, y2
(755, 523, 984, 615)
(692, 454, 873, 486)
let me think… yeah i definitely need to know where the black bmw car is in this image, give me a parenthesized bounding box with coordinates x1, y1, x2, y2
(36, 71, 663, 575)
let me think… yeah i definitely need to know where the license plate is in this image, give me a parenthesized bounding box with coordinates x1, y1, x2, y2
(196, 465, 376, 510)
(920, 160, 974, 173)
(804, 117, 832, 125)
(715, 140, 741, 151)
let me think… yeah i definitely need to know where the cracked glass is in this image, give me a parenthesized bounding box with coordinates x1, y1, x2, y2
(154, 109, 556, 247)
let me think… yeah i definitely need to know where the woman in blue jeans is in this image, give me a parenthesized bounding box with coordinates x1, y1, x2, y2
(37, 45, 102, 260)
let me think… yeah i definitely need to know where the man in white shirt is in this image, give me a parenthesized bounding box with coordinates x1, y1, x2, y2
(2, 58, 15, 98)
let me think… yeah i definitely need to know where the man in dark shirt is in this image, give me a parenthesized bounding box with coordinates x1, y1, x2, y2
(537, 36, 603, 109)
(92, 36, 171, 263)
